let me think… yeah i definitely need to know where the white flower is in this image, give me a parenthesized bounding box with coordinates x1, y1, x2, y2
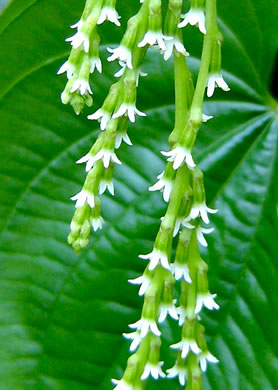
(76, 152, 95, 172)
(107, 46, 133, 69)
(129, 318, 161, 338)
(161, 146, 195, 170)
(99, 179, 115, 195)
(70, 78, 92, 95)
(90, 57, 102, 73)
(114, 62, 147, 86)
(196, 226, 214, 247)
(128, 274, 151, 296)
(138, 31, 167, 50)
(176, 306, 186, 326)
(97, 7, 121, 26)
(115, 132, 132, 149)
(113, 103, 146, 123)
(179, 9, 207, 34)
(171, 263, 192, 283)
(207, 73, 230, 97)
(122, 331, 142, 352)
(163, 36, 189, 61)
(173, 218, 194, 237)
(202, 113, 213, 122)
(198, 351, 219, 372)
(149, 171, 173, 202)
(57, 60, 76, 79)
(112, 378, 132, 390)
(186, 202, 218, 224)
(141, 362, 166, 380)
(66, 31, 90, 53)
(87, 108, 110, 131)
(91, 216, 104, 231)
(195, 292, 219, 314)
(70, 20, 84, 30)
(114, 62, 127, 78)
(167, 364, 188, 386)
(139, 249, 170, 271)
(158, 301, 178, 323)
(93, 148, 122, 169)
(171, 338, 201, 359)
(70, 189, 95, 208)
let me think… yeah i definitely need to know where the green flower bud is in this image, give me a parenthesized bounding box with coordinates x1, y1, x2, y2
(164, 0, 183, 37)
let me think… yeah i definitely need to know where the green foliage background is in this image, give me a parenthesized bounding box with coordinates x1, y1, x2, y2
(0, 0, 278, 389)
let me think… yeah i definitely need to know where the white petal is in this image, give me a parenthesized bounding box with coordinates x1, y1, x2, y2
(148, 256, 159, 271)
(216, 75, 230, 91)
(207, 352, 219, 363)
(57, 61, 69, 75)
(197, 228, 208, 247)
(150, 322, 161, 336)
(200, 356, 207, 372)
(207, 76, 216, 97)
(158, 308, 167, 323)
(202, 113, 213, 122)
(200, 208, 210, 224)
(190, 341, 201, 355)
(181, 343, 190, 358)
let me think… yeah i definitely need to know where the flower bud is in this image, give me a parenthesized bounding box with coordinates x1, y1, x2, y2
(164, 0, 182, 37)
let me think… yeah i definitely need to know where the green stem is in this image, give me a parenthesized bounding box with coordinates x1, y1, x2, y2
(189, 0, 217, 126)
(187, 230, 202, 319)
(161, 165, 189, 233)
(169, 52, 191, 146)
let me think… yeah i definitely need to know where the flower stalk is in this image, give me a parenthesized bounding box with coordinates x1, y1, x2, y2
(58, 0, 230, 387)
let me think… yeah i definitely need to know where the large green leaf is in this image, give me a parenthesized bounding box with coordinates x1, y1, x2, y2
(0, 1, 277, 389)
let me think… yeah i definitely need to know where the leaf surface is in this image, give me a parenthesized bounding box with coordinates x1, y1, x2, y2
(0, 1, 277, 389)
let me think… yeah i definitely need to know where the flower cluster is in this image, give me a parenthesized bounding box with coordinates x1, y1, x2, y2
(58, 0, 229, 387)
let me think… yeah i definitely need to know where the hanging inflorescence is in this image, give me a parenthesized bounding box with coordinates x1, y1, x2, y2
(58, 0, 229, 389)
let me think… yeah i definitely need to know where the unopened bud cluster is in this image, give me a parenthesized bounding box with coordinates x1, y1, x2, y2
(58, 0, 229, 388)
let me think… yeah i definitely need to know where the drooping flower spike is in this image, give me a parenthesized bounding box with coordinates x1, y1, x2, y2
(58, 0, 224, 388)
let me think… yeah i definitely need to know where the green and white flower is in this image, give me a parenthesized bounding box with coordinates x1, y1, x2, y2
(163, 37, 189, 61)
(71, 189, 95, 208)
(158, 300, 178, 323)
(113, 103, 146, 123)
(171, 262, 192, 283)
(90, 57, 102, 73)
(171, 337, 201, 358)
(149, 171, 174, 202)
(57, 60, 76, 79)
(88, 108, 111, 130)
(71, 78, 92, 95)
(91, 215, 104, 231)
(141, 361, 166, 380)
(99, 178, 115, 195)
(185, 202, 218, 224)
(97, 7, 121, 26)
(112, 378, 132, 390)
(139, 249, 170, 271)
(122, 331, 142, 352)
(129, 318, 161, 338)
(167, 364, 188, 386)
(161, 146, 195, 170)
(115, 132, 132, 149)
(128, 274, 151, 296)
(198, 351, 219, 372)
(179, 8, 206, 34)
(196, 226, 214, 247)
(93, 148, 122, 168)
(138, 31, 167, 50)
(107, 46, 133, 69)
(66, 30, 90, 53)
(207, 73, 230, 97)
(195, 292, 219, 314)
